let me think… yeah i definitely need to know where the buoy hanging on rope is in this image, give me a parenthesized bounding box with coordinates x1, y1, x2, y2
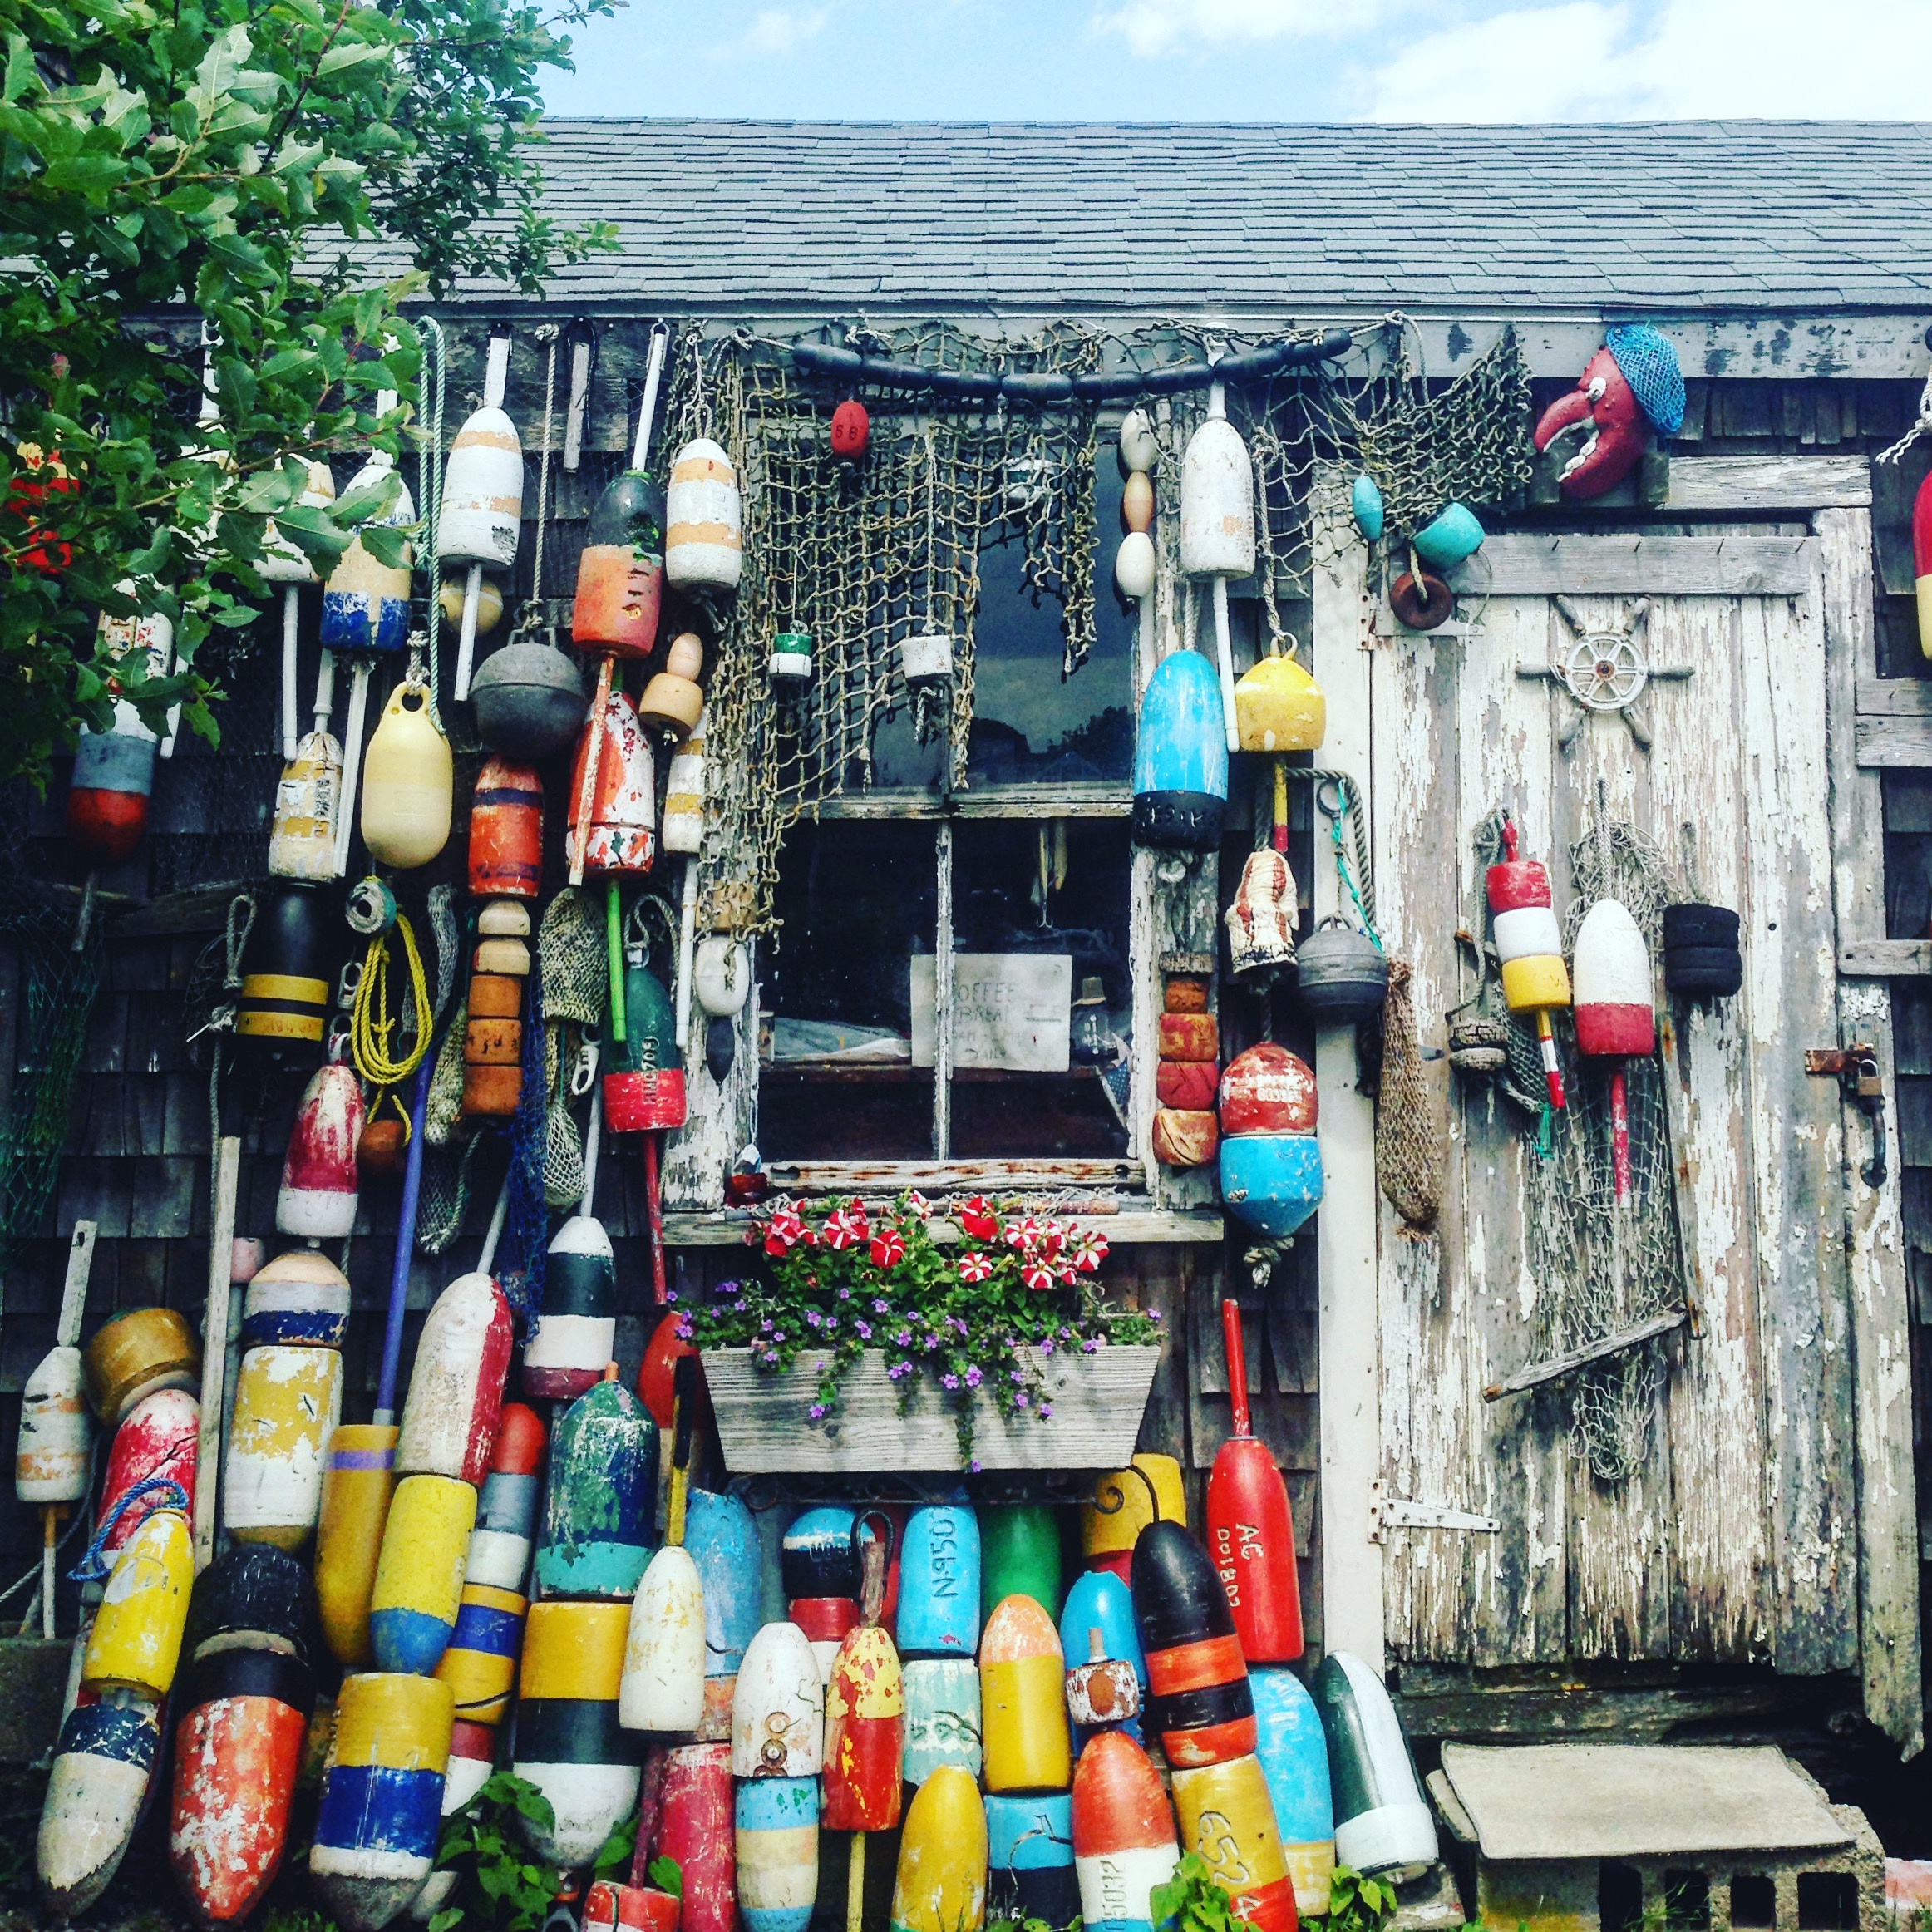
(269, 654, 345, 880)
(512, 1600, 639, 1867)
(897, 1765, 990, 1932)
(830, 398, 869, 462)
(1131, 1520, 1256, 1770)
(1131, 649, 1226, 851)
(574, 338, 668, 663)
(1309, 1652, 1437, 1881)
(1179, 380, 1254, 755)
(665, 437, 742, 594)
(464, 899, 530, 1121)
(1070, 1729, 1179, 1932)
(640, 631, 706, 738)
(236, 881, 337, 1058)
(731, 1619, 825, 1778)
(1486, 818, 1569, 1111)
(361, 672, 452, 872)
(569, 683, 658, 883)
(260, 456, 338, 761)
(445, 336, 524, 702)
(1574, 896, 1655, 1201)
(737, 1773, 821, 1932)
(277, 1063, 365, 1240)
(67, 600, 175, 867)
(82, 1501, 193, 1699)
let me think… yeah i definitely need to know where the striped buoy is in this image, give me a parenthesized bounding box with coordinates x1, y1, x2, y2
(1059, 1570, 1146, 1745)
(370, 1473, 477, 1676)
(823, 1619, 903, 1835)
(181, 1545, 321, 1668)
(84, 1505, 192, 1698)
(67, 601, 173, 866)
(235, 882, 336, 1056)
(584, 1880, 680, 1932)
(317, 1424, 398, 1668)
(621, 1544, 706, 1732)
(535, 1369, 658, 1599)
(899, 1506, 981, 1659)
(468, 757, 545, 900)
(664, 438, 742, 593)
(240, 1249, 352, 1351)
(736, 1773, 820, 1932)
(731, 1619, 823, 1777)
(39, 1696, 163, 1916)
(169, 1645, 315, 1927)
(1310, 1653, 1437, 1881)
(513, 1600, 641, 1866)
(791, 1593, 855, 1684)
(982, 1594, 1070, 1795)
(277, 1068, 365, 1241)
(1486, 821, 1570, 1109)
(1082, 1456, 1185, 1583)
(659, 1742, 736, 1932)
(466, 1402, 545, 1591)
(525, 1215, 617, 1402)
(1071, 1730, 1179, 1932)
(397, 1272, 514, 1487)
(987, 1791, 1073, 1931)
(441, 405, 523, 571)
(18, 1338, 91, 1505)
(895, 1764, 989, 1932)
(223, 1343, 342, 1550)
(1131, 1521, 1255, 1770)
(781, 1506, 860, 1601)
(436, 1583, 527, 1726)
(310, 1672, 455, 1932)
(407, 1720, 495, 1922)
(904, 1657, 982, 1785)
(1253, 1665, 1335, 1919)
(1171, 1754, 1298, 1932)
(321, 456, 414, 657)
(96, 1387, 198, 1559)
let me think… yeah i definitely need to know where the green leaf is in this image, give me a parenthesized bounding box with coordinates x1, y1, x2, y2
(190, 23, 253, 121)
(3, 34, 38, 103)
(358, 521, 410, 570)
(318, 42, 391, 76)
(428, 1912, 464, 1932)
(332, 466, 401, 525)
(646, 1856, 682, 1900)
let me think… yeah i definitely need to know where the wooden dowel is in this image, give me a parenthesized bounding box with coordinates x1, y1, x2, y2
(194, 1137, 242, 1571)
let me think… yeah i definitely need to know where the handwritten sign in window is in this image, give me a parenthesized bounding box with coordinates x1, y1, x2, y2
(909, 954, 1072, 1072)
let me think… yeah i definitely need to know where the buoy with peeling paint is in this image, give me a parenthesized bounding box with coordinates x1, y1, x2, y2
(466, 1401, 545, 1592)
(685, 1487, 761, 1683)
(736, 1773, 820, 1932)
(407, 1720, 495, 1922)
(318, 1423, 398, 1668)
(1071, 1729, 1179, 1932)
(223, 1343, 343, 1550)
(731, 1619, 823, 1777)
(898, 1505, 981, 1659)
(621, 1544, 706, 1732)
(370, 1472, 478, 1676)
(1171, 1753, 1298, 1932)
(39, 1695, 163, 1917)
(524, 1215, 617, 1402)
(83, 1504, 193, 1698)
(535, 1367, 658, 1599)
(277, 1062, 366, 1240)
(658, 1742, 736, 1932)
(96, 1387, 199, 1560)
(895, 1763, 988, 1932)
(904, 1655, 983, 1785)
(1059, 1569, 1146, 1746)
(982, 1594, 1071, 1795)
(435, 1582, 527, 1726)
(397, 1272, 514, 1486)
(1253, 1664, 1334, 1920)
(1131, 1520, 1255, 1770)
(240, 1249, 352, 1352)
(181, 1543, 321, 1668)
(512, 1599, 640, 1867)
(986, 1791, 1072, 1931)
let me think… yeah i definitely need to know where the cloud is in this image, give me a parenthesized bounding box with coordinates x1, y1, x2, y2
(1094, 0, 1387, 59)
(741, 6, 832, 55)
(1357, 0, 1932, 120)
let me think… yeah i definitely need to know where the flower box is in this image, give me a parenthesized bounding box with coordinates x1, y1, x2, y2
(702, 1342, 1164, 1473)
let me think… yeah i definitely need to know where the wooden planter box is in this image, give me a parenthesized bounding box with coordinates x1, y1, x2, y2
(702, 1343, 1163, 1473)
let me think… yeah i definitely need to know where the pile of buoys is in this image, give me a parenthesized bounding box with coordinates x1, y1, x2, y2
(1152, 964, 1219, 1170)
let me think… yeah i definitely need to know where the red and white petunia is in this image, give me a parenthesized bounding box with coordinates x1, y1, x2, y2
(869, 1228, 905, 1269)
(904, 1190, 933, 1220)
(1007, 1215, 1042, 1252)
(822, 1202, 867, 1251)
(957, 1251, 993, 1284)
(764, 1202, 806, 1257)
(958, 1195, 999, 1243)
(1022, 1259, 1054, 1292)
(1075, 1230, 1109, 1271)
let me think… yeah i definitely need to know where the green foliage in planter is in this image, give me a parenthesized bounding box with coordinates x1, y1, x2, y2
(682, 1191, 1160, 1463)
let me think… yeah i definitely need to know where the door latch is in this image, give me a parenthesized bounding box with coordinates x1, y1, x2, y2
(1805, 1043, 1887, 1188)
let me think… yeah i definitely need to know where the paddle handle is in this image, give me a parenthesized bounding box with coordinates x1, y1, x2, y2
(1221, 1297, 1251, 1438)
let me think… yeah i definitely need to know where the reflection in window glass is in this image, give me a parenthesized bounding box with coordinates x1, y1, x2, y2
(761, 821, 936, 1158)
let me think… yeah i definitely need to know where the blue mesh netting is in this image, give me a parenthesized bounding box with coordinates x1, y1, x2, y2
(1606, 324, 1686, 436)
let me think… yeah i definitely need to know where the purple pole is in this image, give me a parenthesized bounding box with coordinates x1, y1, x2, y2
(374, 1053, 434, 1423)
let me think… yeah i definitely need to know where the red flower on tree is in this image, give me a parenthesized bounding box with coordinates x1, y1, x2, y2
(958, 1195, 998, 1243)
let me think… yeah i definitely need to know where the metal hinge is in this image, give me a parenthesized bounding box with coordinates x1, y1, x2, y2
(1368, 1481, 1500, 1543)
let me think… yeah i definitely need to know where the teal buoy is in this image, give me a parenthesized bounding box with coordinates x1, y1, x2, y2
(1411, 502, 1484, 570)
(1350, 476, 1384, 542)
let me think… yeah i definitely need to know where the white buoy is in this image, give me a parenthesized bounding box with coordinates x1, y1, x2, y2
(620, 1545, 707, 1733)
(17, 1225, 96, 1638)
(731, 1621, 824, 1778)
(443, 336, 522, 702)
(1180, 381, 1255, 756)
(259, 457, 338, 761)
(665, 437, 742, 593)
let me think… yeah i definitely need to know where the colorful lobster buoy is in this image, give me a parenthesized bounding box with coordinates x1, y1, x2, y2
(96, 1387, 199, 1560)
(1065, 1626, 1141, 1736)
(361, 673, 452, 872)
(310, 1671, 455, 1932)
(981, 1505, 1060, 1623)
(397, 1271, 514, 1487)
(224, 1337, 342, 1550)
(662, 705, 706, 856)
(537, 1365, 658, 1598)
(1059, 1568, 1145, 1742)
(84, 1502, 193, 1698)
(1235, 638, 1325, 754)
(83, 1304, 199, 1426)
(981, 1594, 1071, 1794)
(899, 1505, 981, 1658)
(824, 1534, 904, 1926)
(1220, 1046, 1323, 1242)
(1171, 1753, 1299, 1932)
(443, 337, 524, 702)
(1573, 896, 1654, 1202)
(1310, 1652, 1437, 1881)
(470, 757, 545, 900)
(322, 450, 413, 658)
(685, 1487, 761, 1688)
(408, 1720, 495, 1923)
(622, 1543, 706, 1732)
(436, 1582, 527, 1726)
(525, 1213, 618, 1400)
(39, 1697, 164, 1916)
(1082, 1455, 1185, 1583)
(987, 1791, 1073, 1931)
(170, 1644, 316, 1926)
(67, 604, 174, 865)
(513, 1600, 640, 1866)
(1915, 470, 1932, 660)
(318, 1422, 398, 1668)
(235, 882, 336, 1056)
(904, 1655, 983, 1784)
(1131, 1520, 1255, 1769)
(1116, 410, 1156, 609)
(640, 631, 706, 737)
(1205, 1298, 1303, 1663)
(1180, 380, 1254, 752)
(182, 1545, 322, 1668)
(243, 1247, 352, 1350)
(604, 918, 684, 1131)
(370, 1471, 476, 1675)
(1131, 648, 1226, 850)
(1487, 817, 1569, 1110)
(463, 899, 530, 1119)
(1154, 966, 1220, 1169)
(897, 1764, 990, 1932)
(18, 1260, 93, 1619)
(1071, 1730, 1179, 1932)
(665, 437, 742, 594)
(658, 1742, 737, 1932)
(584, 1879, 680, 1932)
(466, 1401, 545, 1591)
(1252, 1665, 1335, 1919)
(782, 1506, 863, 1600)
(732, 1619, 824, 1777)
(272, 608, 347, 883)
(737, 1774, 821, 1932)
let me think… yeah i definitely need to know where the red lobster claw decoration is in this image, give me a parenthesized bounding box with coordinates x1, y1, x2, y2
(1533, 346, 1647, 500)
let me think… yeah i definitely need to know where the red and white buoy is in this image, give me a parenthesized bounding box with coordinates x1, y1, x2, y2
(1572, 898, 1654, 1200)
(1486, 818, 1570, 1110)
(278, 1060, 365, 1241)
(1914, 469, 1932, 661)
(445, 335, 523, 702)
(67, 601, 175, 868)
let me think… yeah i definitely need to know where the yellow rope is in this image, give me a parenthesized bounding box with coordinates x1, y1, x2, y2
(350, 913, 431, 1088)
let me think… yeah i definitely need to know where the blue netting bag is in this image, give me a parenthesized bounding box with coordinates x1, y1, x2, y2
(1606, 324, 1686, 436)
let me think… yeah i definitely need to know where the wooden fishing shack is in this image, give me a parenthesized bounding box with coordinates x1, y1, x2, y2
(5, 118, 1932, 1872)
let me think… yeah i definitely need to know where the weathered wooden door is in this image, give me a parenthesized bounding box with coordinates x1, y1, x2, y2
(1311, 472, 1920, 1752)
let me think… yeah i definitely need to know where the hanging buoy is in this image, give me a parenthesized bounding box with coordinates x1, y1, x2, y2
(1234, 643, 1325, 754)
(1350, 476, 1384, 542)
(660, 1742, 737, 1932)
(1220, 1050, 1323, 1243)
(18, 1339, 91, 1505)
(1131, 651, 1226, 850)
(96, 1387, 199, 1560)
(535, 1368, 659, 1599)
(525, 1215, 617, 1401)
(897, 1765, 990, 1932)
(1915, 470, 1932, 660)
(981, 1594, 1070, 1795)
(1573, 896, 1655, 1202)
(1121, 470, 1154, 535)
(1059, 1569, 1146, 1742)
(67, 604, 174, 865)
(369, 1472, 476, 1676)
(241, 1249, 351, 1351)
(986, 1790, 1071, 1932)
(604, 934, 685, 1132)
(1171, 1754, 1297, 1932)
(236, 882, 337, 1056)
(407, 1721, 496, 1924)
(1486, 818, 1570, 1110)
(469, 758, 545, 900)
(396, 1271, 514, 1488)
(1252, 1665, 1335, 1920)
(904, 1656, 983, 1785)
(662, 705, 707, 857)
(224, 1343, 342, 1550)
(1081, 1454, 1185, 1582)
(621, 1544, 706, 1732)
(1388, 569, 1453, 632)
(769, 630, 813, 684)
(640, 631, 706, 737)
(169, 1644, 316, 1927)
(277, 1067, 365, 1240)
(1131, 1520, 1255, 1770)
(39, 1697, 164, 1917)
(736, 1773, 820, 1932)
(1220, 1044, 1318, 1136)
(1309, 1652, 1437, 1880)
(83, 1504, 193, 1698)
(441, 345, 525, 702)
(830, 399, 870, 462)
(471, 634, 589, 761)
(436, 1582, 527, 1727)
(684, 1488, 761, 1683)
(261, 456, 338, 761)
(823, 1545, 904, 1927)
(1180, 382, 1253, 755)
(1292, 918, 1387, 1023)
(1410, 501, 1484, 570)
(573, 426, 665, 662)
(439, 575, 505, 637)
(321, 456, 414, 659)
(361, 674, 452, 871)
(900, 629, 954, 691)
(309, 1671, 455, 1932)
(317, 1424, 397, 1669)
(731, 1619, 824, 1777)
(512, 1600, 639, 1867)
(981, 1505, 1061, 1623)
(466, 1401, 545, 1591)
(664, 438, 742, 593)
(1070, 1730, 1179, 1932)
(569, 684, 658, 876)
(1119, 410, 1159, 474)
(898, 1505, 981, 1658)
(464, 908, 528, 1122)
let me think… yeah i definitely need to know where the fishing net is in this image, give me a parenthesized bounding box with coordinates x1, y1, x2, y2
(1377, 957, 1442, 1230)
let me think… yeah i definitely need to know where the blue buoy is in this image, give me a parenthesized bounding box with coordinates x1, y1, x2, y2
(1253, 1665, 1337, 1922)
(685, 1490, 762, 1678)
(1410, 502, 1484, 570)
(1131, 651, 1226, 852)
(1057, 1569, 1146, 1745)
(1351, 476, 1384, 542)
(1220, 1134, 1324, 1240)
(898, 1506, 982, 1659)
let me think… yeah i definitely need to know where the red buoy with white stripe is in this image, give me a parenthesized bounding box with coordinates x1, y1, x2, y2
(1572, 897, 1654, 1201)
(1914, 469, 1932, 660)
(97, 1388, 199, 1560)
(278, 1061, 365, 1240)
(67, 603, 174, 866)
(397, 1272, 515, 1486)
(1486, 818, 1569, 1110)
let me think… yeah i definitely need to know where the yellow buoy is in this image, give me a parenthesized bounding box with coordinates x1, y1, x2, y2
(361, 674, 452, 870)
(82, 1506, 191, 1698)
(370, 1473, 476, 1678)
(224, 1343, 343, 1550)
(315, 1423, 398, 1668)
(980, 1595, 1070, 1795)
(1082, 1455, 1186, 1575)
(1234, 643, 1325, 754)
(891, 1763, 987, 1932)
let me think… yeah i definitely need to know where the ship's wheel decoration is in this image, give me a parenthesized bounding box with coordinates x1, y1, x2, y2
(1517, 596, 1693, 752)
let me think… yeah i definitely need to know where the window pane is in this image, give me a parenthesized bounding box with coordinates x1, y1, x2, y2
(761, 821, 937, 1158)
(945, 818, 1134, 1158)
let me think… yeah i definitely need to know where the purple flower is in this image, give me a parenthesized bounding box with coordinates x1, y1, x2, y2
(895, 1330, 913, 1348)
(1040, 1339, 1054, 1356)
(922, 1334, 939, 1351)
(665, 1289, 678, 1304)
(806, 1310, 822, 1328)
(732, 1298, 747, 1313)
(1039, 1405, 1052, 1419)
(1082, 1338, 1098, 1353)
(941, 1373, 961, 1391)
(676, 1319, 693, 1341)
(1148, 1310, 1162, 1323)
(1010, 1368, 1025, 1383)
(808, 1403, 826, 1420)
(1058, 1326, 1072, 1340)
(888, 1359, 913, 1381)
(969, 1459, 983, 1474)
(855, 1321, 872, 1341)
(964, 1366, 983, 1388)
(824, 1317, 839, 1333)
(873, 1299, 890, 1314)
(953, 1318, 968, 1336)
(815, 1361, 826, 1374)
(1014, 1392, 1030, 1409)
(760, 1318, 773, 1333)
(838, 1286, 851, 1299)
(772, 1331, 786, 1343)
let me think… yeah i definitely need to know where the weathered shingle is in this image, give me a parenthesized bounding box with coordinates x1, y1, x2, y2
(414, 119, 1932, 315)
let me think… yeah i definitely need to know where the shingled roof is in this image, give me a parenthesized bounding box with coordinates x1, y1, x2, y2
(440, 119, 1932, 316)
